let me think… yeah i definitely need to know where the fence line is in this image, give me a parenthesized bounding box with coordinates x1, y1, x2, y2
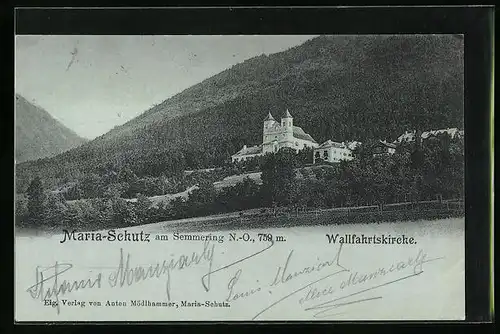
(249, 198, 465, 218)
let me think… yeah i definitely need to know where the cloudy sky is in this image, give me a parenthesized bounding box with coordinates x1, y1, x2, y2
(15, 35, 316, 139)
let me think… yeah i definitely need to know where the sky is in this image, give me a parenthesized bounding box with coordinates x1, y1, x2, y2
(15, 35, 317, 139)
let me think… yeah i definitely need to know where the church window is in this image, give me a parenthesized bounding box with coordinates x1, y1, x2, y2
(315, 151, 320, 159)
(323, 151, 329, 159)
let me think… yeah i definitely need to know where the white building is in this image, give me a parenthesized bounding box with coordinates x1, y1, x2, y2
(396, 128, 463, 144)
(231, 144, 265, 163)
(231, 110, 319, 163)
(373, 140, 397, 156)
(421, 128, 464, 140)
(396, 130, 417, 143)
(313, 140, 360, 164)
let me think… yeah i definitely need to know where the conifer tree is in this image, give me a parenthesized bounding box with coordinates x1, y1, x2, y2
(27, 176, 46, 227)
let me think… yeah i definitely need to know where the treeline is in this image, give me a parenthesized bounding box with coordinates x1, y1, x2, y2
(19, 164, 242, 202)
(17, 146, 312, 202)
(16, 184, 154, 230)
(60, 167, 231, 201)
(15, 175, 262, 231)
(16, 133, 464, 231)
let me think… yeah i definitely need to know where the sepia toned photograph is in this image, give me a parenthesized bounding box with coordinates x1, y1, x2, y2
(15, 34, 466, 321)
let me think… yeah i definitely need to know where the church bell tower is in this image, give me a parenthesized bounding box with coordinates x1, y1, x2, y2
(282, 109, 293, 141)
(263, 112, 275, 143)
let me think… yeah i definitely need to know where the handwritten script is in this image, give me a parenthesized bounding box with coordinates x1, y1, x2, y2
(26, 239, 444, 319)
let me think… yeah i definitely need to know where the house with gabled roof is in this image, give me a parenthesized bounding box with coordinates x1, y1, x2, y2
(313, 140, 360, 164)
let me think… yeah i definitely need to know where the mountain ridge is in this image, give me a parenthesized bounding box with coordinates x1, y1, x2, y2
(15, 94, 88, 163)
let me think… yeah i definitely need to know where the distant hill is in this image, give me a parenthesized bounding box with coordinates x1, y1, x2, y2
(15, 95, 88, 163)
(16, 35, 463, 187)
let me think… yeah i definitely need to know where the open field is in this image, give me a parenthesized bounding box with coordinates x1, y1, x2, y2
(137, 209, 464, 234)
(120, 200, 464, 234)
(213, 172, 262, 189)
(17, 198, 464, 236)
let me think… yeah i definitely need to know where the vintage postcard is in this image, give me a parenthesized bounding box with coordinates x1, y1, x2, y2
(15, 34, 465, 321)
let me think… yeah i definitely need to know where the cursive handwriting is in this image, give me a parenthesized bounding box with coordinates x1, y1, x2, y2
(201, 239, 275, 291)
(25, 240, 446, 320)
(25, 262, 102, 314)
(108, 240, 215, 300)
(302, 249, 444, 318)
(252, 243, 348, 320)
(226, 269, 262, 302)
(250, 247, 443, 320)
(270, 243, 348, 288)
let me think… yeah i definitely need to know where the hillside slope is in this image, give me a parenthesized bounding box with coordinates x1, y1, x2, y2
(15, 94, 88, 163)
(17, 35, 464, 184)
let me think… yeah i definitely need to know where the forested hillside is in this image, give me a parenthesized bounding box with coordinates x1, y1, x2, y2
(16, 35, 464, 191)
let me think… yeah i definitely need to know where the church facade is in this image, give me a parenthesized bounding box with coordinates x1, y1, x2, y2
(231, 110, 319, 163)
(231, 109, 362, 164)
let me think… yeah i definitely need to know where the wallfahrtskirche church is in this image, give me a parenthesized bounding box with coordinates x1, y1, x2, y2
(231, 110, 359, 164)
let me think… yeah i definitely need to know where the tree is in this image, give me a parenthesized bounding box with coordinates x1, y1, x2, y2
(44, 192, 68, 227)
(187, 179, 217, 216)
(135, 193, 153, 225)
(232, 177, 261, 210)
(15, 195, 29, 226)
(168, 197, 188, 219)
(89, 198, 113, 229)
(260, 148, 297, 206)
(64, 182, 84, 200)
(297, 147, 314, 165)
(27, 176, 46, 227)
(63, 204, 85, 229)
(109, 197, 138, 227)
(103, 182, 128, 199)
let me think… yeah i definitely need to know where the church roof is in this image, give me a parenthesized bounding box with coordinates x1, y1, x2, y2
(232, 144, 263, 157)
(283, 109, 293, 118)
(293, 126, 317, 143)
(264, 112, 275, 121)
(317, 140, 346, 149)
(317, 140, 362, 150)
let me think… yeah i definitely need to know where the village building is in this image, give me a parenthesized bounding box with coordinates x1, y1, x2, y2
(372, 140, 397, 157)
(231, 110, 319, 163)
(313, 140, 361, 164)
(421, 128, 464, 140)
(396, 128, 463, 144)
